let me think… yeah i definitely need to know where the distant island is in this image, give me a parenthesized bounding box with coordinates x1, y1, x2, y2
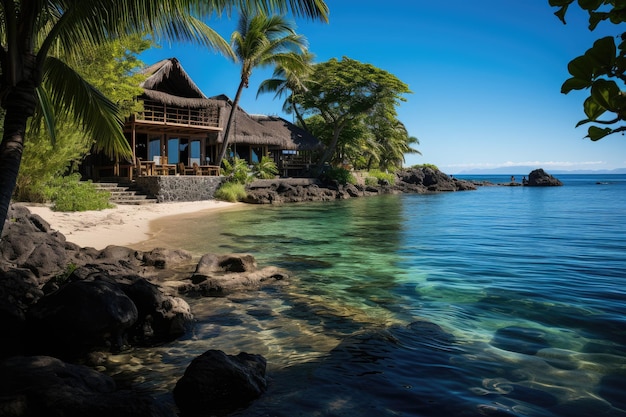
(454, 166, 626, 175)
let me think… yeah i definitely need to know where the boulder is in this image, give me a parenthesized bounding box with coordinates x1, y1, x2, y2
(183, 253, 288, 296)
(26, 277, 139, 358)
(173, 350, 267, 416)
(116, 275, 193, 345)
(0, 206, 72, 281)
(142, 247, 194, 269)
(0, 267, 43, 358)
(527, 169, 563, 186)
(0, 355, 174, 417)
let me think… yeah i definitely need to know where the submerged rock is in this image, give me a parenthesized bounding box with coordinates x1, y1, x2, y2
(174, 350, 267, 416)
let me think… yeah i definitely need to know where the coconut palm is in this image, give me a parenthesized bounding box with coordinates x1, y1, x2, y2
(0, 0, 328, 238)
(256, 51, 314, 129)
(215, 12, 308, 167)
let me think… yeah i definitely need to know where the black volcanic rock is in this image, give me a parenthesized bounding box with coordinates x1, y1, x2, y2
(527, 169, 563, 186)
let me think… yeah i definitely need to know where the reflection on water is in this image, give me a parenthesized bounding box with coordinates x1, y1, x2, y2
(124, 180, 626, 416)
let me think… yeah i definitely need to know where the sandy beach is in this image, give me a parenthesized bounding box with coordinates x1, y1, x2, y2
(24, 200, 238, 250)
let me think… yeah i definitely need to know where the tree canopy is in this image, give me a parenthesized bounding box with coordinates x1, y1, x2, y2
(292, 57, 412, 169)
(550, 0, 626, 140)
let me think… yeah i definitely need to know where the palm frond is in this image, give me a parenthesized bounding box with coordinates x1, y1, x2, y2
(33, 86, 57, 145)
(43, 56, 130, 159)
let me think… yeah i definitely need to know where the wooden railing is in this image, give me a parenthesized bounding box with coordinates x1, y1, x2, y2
(135, 100, 220, 128)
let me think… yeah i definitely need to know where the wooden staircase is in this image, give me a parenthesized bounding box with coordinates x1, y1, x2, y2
(94, 181, 157, 205)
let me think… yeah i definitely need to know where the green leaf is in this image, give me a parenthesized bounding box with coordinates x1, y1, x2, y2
(590, 79, 622, 111)
(583, 95, 607, 120)
(552, 3, 570, 23)
(586, 126, 613, 141)
(567, 55, 594, 80)
(585, 36, 616, 74)
(579, 0, 604, 11)
(562, 76, 592, 93)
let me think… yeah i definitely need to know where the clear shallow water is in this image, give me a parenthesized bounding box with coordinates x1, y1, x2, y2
(126, 175, 626, 416)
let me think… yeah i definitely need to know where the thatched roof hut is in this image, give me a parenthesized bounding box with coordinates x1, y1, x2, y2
(251, 115, 322, 151)
(140, 58, 224, 109)
(136, 58, 322, 151)
(209, 94, 282, 146)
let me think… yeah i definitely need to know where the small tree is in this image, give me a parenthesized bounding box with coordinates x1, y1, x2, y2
(294, 57, 411, 169)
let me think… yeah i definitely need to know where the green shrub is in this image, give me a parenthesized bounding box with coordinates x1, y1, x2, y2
(46, 174, 112, 212)
(222, 157, 253, 184)
(253, 156, 278, 179)
(322, 167, 356, 185)
(365, 176, 378, 186)
(411, 163, 439, 171)
(368, 169, 396, 185)
(214, 181, 247, 202)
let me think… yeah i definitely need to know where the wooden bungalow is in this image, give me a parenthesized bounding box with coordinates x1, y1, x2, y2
(250, 115, 322, 176)
(87, 57, 321, 180)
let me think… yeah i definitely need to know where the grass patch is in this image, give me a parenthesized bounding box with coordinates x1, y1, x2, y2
(214, 181, 248, 202)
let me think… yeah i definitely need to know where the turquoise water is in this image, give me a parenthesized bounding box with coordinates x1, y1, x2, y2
(129, 175, 626, 416)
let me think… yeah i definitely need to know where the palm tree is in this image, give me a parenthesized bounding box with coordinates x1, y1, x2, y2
(0, 0, 328, 238)
(215, 12, 308, 167)
(377, 122, 421, 171)
(256, 51, 314, 129)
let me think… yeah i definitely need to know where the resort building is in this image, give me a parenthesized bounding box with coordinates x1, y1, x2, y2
(87, 58, 321, 181)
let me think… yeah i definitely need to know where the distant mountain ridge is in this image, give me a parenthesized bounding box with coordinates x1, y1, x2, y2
(453, 166, 626, 175)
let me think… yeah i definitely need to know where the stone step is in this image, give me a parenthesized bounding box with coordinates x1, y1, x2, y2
(94, 182, 157, 205)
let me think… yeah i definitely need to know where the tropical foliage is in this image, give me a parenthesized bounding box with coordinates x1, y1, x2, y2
(0, 0, 328, 236)
(46, 174, 112, 212)
(292, 57, 413, 170)
(215, 12, 309, 167)
(222, 157, 253, 184)
(16, 36, 151, 205)
(253, 155, 279, 178)
(214, 181, 248, 202)
(257, 51, 315, 128)
(550, 0, 626, 140)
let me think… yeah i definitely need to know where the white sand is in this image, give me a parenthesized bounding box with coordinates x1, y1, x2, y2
(25, 200, 238, 250)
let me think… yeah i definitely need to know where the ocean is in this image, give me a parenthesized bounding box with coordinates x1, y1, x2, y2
(126, 174, 626, 416)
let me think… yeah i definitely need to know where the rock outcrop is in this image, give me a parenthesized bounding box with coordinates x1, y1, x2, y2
(0, 355, 174, 417)
(244, 167, 477, 204)
(527, 168, 563, 186)
(0, 205, 288, 416)
(0, 205, 291, 359)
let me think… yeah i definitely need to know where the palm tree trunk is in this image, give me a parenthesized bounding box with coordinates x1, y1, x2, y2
(215, 80, 246, 168)
(0, 82, 38, 238)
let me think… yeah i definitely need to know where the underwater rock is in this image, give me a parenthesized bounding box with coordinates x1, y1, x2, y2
(174, 350, 267, 416)
(491, 326, 550, 355)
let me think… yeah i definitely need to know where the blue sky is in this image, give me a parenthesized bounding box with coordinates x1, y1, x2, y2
(140, 1, 626, 173)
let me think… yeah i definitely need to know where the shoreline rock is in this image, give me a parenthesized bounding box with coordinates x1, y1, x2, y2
(244, 166, 478, 204)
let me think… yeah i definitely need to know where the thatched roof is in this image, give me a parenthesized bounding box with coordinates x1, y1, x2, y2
(210, 95, 282, 146)
(140, 89, 225, 109)
(251, 115, 322, 150)
(140, 58, 206, 99)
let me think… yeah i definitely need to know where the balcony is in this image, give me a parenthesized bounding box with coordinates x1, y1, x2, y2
(133, 100, 221, 131)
